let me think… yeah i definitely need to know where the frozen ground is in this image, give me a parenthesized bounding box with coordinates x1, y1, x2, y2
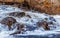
(0, 5, 60, 38)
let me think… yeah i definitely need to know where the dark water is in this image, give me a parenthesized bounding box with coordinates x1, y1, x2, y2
(13, 34, 60, 38)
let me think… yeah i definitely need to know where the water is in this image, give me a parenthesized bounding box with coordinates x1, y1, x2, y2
(0, 5, 60, 38)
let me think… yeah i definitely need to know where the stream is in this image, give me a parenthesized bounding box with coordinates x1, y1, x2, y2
(0, 5, 60, 38)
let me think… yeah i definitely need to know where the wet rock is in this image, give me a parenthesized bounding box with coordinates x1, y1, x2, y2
(44, 17, 56, 25)
(42, 21, 50, 30)
(16, 23, 24, 30)
(0, 17, 16, 30)
(44, 18, 48, 21)
(48, 21, 54, 25)
(10, 23, 24, 35)
(9, 12, 25, 17)
(36, 21, 42, 27)
(36, 21, 50, 30)
(26, 15, 31, 18)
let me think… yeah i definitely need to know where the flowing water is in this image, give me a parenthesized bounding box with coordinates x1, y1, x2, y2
(0, 5, 60, 38)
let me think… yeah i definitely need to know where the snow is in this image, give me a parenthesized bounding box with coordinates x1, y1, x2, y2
(0, 5, 60, 38)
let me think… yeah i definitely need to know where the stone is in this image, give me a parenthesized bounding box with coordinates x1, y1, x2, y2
(10, 23, 24, 35)
(26, 15, 31, 18)
(49, 17, 56, 22)
(42, 21, 50, 30)
(9, 12, 25, 17)
(36, 21, 50, 30)
(44, 17, 56, 25)
(20, 0, 31, 10)
(36, 21, 42, 27)
(16, 23, 24, 30)
(0, 17, 16, 30)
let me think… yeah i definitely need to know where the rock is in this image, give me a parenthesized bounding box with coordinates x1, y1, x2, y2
(44, 17, 56, 25)
(36, 21, 50, 30)
(26, 0, 60, 15)
(26, 15, 31, 18)
(9, 12, 25, 17)
(36, 21, 42, 27)
(20, 0, 31, 10)
(16, 23, 24, 30)
(49, 17, 56, 22)
(0, 17, 16, 30)
(42, 21, 50, 30)
(48, 21, 54, 25)
(10, 23, 24, 35)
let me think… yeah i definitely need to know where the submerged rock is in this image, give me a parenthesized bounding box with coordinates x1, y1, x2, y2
(0, 17, 16, 30)
(9, 12, 25, 17)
